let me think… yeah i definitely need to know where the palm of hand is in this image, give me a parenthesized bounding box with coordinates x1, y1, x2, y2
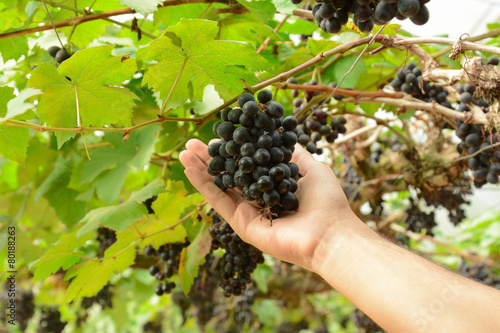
(179, 139, 350, 271)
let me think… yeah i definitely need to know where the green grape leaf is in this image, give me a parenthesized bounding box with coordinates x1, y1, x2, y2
(0, 86, 30, 165)
(34, 154, 86, 225)
(79, 125, 160, 204)
(271, 0, 300, 14)
(307, 39, 339, 56)
(0, 88, 42, 122)
(236, 0, 276, 22)
(28, 45, 138, 148)
(136, 19, 271, 113)
(138, 181, 203, 248)
(219, 14, 280, 45)
(178, 221, 211, 295)
(61, 20, 108, 48)
(0, 35, 29, 62)
(153, 3, 219, 29)
(118, 0, 162, 15)
(77, 179, 165, 237)
(323, 55, 367, 89)
(32, 232, 92, 281)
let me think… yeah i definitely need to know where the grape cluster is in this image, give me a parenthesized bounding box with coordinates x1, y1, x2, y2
(38, 306, 67, 333)
(390, 62, 453, 109)
(209, 211, 264, 297)
(144, 241, 190, 296)
(405, 199, 436, 234)
(233, 282, 258, 326)
(454, 80, 500, 188)
(0, 286, 35, 331)
(298, 114, 347, 154)
(208, 90, 300, 220)
(94, 227, 117, 257)
(291, 0, 430, 34)
(47, 46, 71, 64)
(81, 283, 113, 310)
(424, 186, 470, 225)
(459, 259, 500, 289)
(290, 78, 347, 154)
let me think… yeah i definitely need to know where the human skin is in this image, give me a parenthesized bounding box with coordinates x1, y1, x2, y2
(179, 138, 500, 333)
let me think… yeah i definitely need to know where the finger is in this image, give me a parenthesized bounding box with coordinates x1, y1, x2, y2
(179, 150, 208, 172)
(183, 166, 239, 221)
(185, 139, 212, 167)
(208, 139, 220, 145)
(291, 144, 320, 175)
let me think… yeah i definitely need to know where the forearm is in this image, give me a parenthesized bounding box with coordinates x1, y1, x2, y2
(312, 213, 500, 333)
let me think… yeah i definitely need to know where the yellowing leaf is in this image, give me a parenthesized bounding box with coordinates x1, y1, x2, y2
(64, 227, 137, 303)
(77, 179, 165, 237)
(178, 222, 212, 295)
(32, 232, 92, 281)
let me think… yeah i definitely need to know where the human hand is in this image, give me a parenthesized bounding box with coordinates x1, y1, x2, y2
(179, 139, 354, 271)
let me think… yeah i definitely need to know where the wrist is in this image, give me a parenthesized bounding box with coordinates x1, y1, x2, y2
(310, 210, 368, 277)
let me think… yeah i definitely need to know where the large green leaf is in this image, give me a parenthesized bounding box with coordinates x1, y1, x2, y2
(77, 179, 165, 237)
(32, 232, 92, 281)
(28, 45, 138, 148)
(236, 0, 276, 22)
(0, 35, 28, 62)
(271, 0, 300, 14)
(0, 86, 30, 165)
(137, 19, 271, 113)
(0, 88, 42, 122)
(178, 221, 211, 295)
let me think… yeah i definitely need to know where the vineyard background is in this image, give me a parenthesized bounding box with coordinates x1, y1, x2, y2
(1, 0, 500, 332)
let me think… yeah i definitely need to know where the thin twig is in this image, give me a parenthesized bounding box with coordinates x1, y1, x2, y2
(41, 0, 65, 50)
(257, 15, 289, 54)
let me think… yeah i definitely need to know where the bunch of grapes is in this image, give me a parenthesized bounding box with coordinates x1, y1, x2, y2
(144, 241, 190, 296)
(47, 46, 71, 64)
(459, 259, 500, 289)
(404, 199, 436, 234)
(233, 282, 258, 327)
(38, 306, 67, 333)
(454, 77, 500, 188)
(289, 78, 347, 154)
(290, 0, 430, 34)
(209, 211, 264, 297)
(424, 186, 470, 225)
(208, 90, 300, 220)
(390, 62, 453, 110)
(94, 227, 117, 257)
(81, 283, 113, 310)
(0, 286, 35, 330)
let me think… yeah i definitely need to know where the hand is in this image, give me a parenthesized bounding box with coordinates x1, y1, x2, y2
(179, 139, 354, 271)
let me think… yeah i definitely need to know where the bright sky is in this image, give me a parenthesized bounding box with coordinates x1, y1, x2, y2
(400, 0, 500, 37)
